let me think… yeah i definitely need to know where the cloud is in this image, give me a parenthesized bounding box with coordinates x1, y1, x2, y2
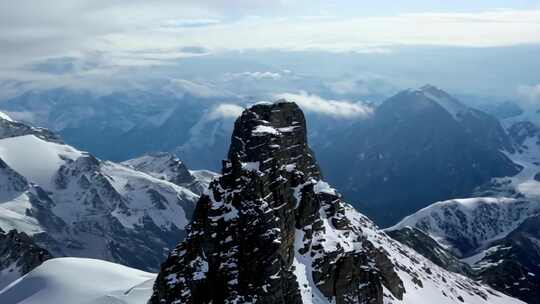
(161, 19, 221, 28)
(171, 79, 224, 98)
(207, 103, 244, 120)
(275, 91, 373, 118)
(517, 84, 540, 111)
(324, 73, 398, 98)
(224, 71, 282, 80)
(2, 3, 540, 71)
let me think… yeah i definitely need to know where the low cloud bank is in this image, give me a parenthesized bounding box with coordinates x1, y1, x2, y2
(275, 91, 373, 119)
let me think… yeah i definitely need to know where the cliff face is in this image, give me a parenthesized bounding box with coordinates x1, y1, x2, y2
(149, 101, 522, 304)
(0, 228, 52, 289)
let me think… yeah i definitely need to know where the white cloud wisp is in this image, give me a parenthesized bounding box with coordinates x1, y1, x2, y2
(275, 91, 373, 119)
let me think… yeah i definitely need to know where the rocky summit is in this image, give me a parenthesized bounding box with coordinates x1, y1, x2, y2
(150, 101, 523, 304)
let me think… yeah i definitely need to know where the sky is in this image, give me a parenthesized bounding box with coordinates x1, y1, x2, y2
(2, 1, 540, 65)
(1, 1, 540, 106)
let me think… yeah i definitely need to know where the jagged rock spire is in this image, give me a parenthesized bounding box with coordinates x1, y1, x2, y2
(149, 101, 404, 304)
(226, 101, 320, 179)
(149, 100, 518, 304)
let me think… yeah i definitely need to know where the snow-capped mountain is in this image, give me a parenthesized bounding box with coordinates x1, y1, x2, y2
(0, 258, 155, 304)
(388, 198, 540, 257)
(387, 196, 540, 303)
(318, 85, 519, 227)
(122, 152, 195, 185)
(122, 152, 218, 195)
(150, 101, 522, 304)
(382, 103, 540, 303)
(0, 112, 201, 283)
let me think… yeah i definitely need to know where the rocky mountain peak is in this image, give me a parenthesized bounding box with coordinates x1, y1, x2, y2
(226, 101, 320, 179)
(122, 152, 195, 186)
(384, 85, 467, 120)
(149, 101, 517, 304)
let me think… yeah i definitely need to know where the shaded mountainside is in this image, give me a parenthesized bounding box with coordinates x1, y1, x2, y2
(318, 85, 519, 227)
(0, 112, 202, 279)
(150, 101, 522, 304)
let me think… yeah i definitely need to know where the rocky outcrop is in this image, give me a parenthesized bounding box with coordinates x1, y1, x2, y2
(0, 116, 62, 143)
(149, 101, 519, 304)
(0, 158, 28, 194)
(0, 228, 52, 288)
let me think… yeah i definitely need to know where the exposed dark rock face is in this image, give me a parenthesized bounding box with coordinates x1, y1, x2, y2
(470, 215, 540, 303)
(149, 101, 404, 304)
(0, 158, 29, 194)
(0, 117, 62, 143)
(318, 85, 520, 227)
(0, 229, 52, 288)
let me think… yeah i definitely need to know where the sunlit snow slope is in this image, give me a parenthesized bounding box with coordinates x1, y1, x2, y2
(0, 258, 155, 304)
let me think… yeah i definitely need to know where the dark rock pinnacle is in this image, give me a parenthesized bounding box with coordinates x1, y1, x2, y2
(149, 101, 403, 304)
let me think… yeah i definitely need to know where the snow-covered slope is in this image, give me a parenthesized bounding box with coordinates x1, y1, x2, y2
(0, 120, 200, 275)
(0, 111, 13, 122)
(0, 135, 82, 189)
(0, 258, 155, 304)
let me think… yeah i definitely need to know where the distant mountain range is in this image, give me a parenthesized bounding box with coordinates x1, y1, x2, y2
(0, 99, 533, 304)
(1, 85, 527, 229)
